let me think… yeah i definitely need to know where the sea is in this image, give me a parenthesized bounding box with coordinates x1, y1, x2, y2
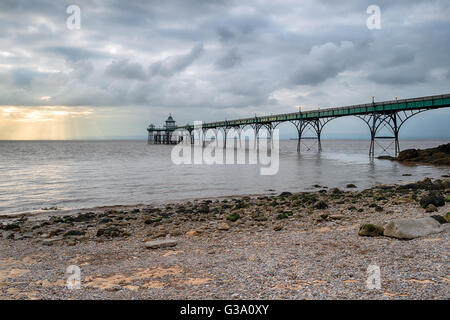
(0, 139, 448, 216)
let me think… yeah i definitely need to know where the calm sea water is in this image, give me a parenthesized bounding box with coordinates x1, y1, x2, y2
(0, 140, 449, 215)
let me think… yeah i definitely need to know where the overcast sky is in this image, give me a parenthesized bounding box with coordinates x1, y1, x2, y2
(0, 0, 449, 139)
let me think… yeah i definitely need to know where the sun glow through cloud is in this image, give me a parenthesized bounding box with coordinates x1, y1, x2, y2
(0, 106, 95, 140)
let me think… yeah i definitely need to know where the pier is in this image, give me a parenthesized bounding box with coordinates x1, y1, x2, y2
(148, 93, 450, 156)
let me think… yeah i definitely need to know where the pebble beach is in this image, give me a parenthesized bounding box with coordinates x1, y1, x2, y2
(1, 178, 449, 300)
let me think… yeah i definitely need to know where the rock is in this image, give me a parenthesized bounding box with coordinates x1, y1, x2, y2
(66, 239, 77, 246)
(144, 239, 178, 249)
(383, 218, 443, 240)
(276, 213, 289, 220)
(395, 144, 450, 165)
(279, 192, 292, 197)
(2, 222, 20, 231)
(419, 192, 445, 208)
(273, 224, 283, 231)
(64, 230, 86, 237)
(397, 148, 419, 161)
(197, 204, 209, 213)
(152, 230, 168, 239)
(217, 222, 230, 231)
(226, 213, 240, 222)
(444, 212, 450, 223)
(430, 215, 447, 224)
(330, 188, 341, 195)
(329, 215, 345, 220)
(425, 204, 437, 212)
(72, 212, 96, 222)
(377, 155, 395, 161)
(313, 200, 328, 209)
(96, 227, 128, 238)
(253, 215, 268, 222)
(144, 217, 162, 224)
(41, 237, 63, 246)
(346, 184, 357, 188)
(185, 230, 201, 236)
(15, 232, 33, 240)
(358, 223, 384, 237)
(2, 231, 14, 239)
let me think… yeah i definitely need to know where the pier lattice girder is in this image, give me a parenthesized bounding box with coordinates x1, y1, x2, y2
(148, 94, 450, 157)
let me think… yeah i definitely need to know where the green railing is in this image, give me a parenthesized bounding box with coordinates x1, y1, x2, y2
(149, 93, 450, 131)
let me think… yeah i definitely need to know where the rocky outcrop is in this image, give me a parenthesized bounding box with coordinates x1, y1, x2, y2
(383, 218, 443, 240)
(378, 143, 450, 165)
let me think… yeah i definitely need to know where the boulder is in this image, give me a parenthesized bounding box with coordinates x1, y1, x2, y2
(144, 239, 177, 249)
(383, 218, 443, 240)
(425, 204, 437, 212)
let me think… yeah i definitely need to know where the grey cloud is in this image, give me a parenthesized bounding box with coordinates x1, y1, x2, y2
(367, 66, 427, 85)
(217, 27, 235, 43)
(290, 41, 361, 85)
(105, 60, 147, 80)
(149, 44, 204, 77)
(44, 46, 106, 62)
(215, 47, 241, 69)
(0, 0, 448, 130)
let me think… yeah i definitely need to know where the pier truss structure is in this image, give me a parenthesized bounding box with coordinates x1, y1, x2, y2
(148, 94, 450, 157)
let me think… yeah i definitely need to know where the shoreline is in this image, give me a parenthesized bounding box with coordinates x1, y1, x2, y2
(1, 177, 449, 299)
(2, 176, 448, 221)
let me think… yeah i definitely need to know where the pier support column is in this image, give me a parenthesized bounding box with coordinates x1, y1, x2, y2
(357, 109, 426, 158)
(253, 124, 262, 150)
(222, 127, 228, 149)
(202, 128, 208, 147)
(291, 120, 306, 152)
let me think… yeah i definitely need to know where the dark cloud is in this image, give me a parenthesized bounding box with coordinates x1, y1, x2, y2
(105, 60, 147, 80)
(290, 41, 360, 85)
(215, 47, 241, 69)
(149, 44, 204, 77)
